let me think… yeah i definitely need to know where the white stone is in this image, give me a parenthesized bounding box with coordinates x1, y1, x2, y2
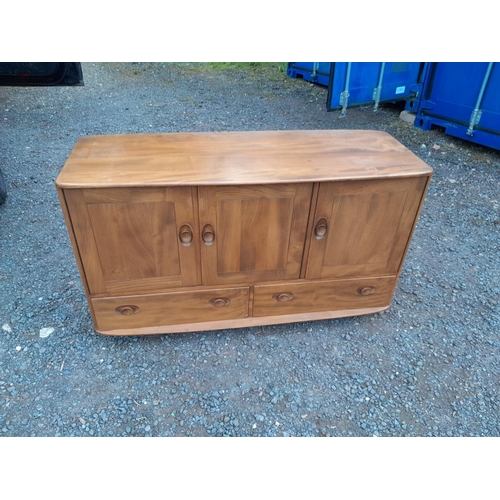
(39, 327, 54, 338)
(399, 110, 416, 124)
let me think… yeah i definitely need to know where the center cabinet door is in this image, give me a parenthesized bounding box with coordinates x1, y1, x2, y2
(64, 187, 201, 295)
(198, 184, 312, 285)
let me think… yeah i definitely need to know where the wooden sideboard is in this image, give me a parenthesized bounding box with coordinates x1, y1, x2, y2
(56, 130, 432, 336)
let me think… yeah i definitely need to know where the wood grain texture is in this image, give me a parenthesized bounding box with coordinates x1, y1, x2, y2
(57, 188, 99, 327)
(198, 184, 312, 285)
(56, 130, 433, 188)
(306, 177, 427, 280)
(65, 186, 200, 294)
(300, 182, 321, 279)
(92, 287, 249, 331)
(87, 201, 182, 281)
(88, 275, 395, 298)
(94, 306, 389, 336)
(64, 189, 107, 294)
(394, 175, 432, 278)
(253, 277, 396, 316)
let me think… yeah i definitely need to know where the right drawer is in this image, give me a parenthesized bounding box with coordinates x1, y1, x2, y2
(252, 277, 397, 317)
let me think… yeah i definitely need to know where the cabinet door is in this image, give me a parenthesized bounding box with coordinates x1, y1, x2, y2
(198, 184, 312, 285)
(305, 177, 427, 279)
(64, 187, 200, 295)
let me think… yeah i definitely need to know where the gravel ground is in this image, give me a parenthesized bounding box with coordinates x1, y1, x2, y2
(0, 62, 499, 437)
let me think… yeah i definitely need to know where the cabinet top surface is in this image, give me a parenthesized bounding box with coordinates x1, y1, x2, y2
(56, 130, 433, 188)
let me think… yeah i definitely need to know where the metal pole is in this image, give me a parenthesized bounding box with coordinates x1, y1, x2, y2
(467, 62, 494, 136)
(373, 62, 386, 112)
(312, 62, 319, 81)
(340, 62, 352, 117)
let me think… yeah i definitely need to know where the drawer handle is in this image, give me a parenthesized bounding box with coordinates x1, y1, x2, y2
(314, 218, 328, 239)
(272, 292, 294, 302)
(179, 224, 193, 246)
(358, 286, 375, 296)
(115, 305, 139, 315)
(209, 297, 230, 307)
(202, 224, 215, 246)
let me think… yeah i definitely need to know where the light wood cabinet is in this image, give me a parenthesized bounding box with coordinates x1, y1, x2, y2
(56, 130, 432, 336)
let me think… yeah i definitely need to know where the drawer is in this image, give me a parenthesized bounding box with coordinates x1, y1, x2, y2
(253, 277, 396, 317)
(92, 287, 249, 332)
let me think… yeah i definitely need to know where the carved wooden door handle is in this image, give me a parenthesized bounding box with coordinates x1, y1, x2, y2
(115, 305, 140, 315)
(209, 297, 230, 307)
(202, 224, 215, 245)
(358, 286, 375, 296)
(314, 218, 328, 239)
(272, 292, 294, 302)
(179, 224, 193, 246)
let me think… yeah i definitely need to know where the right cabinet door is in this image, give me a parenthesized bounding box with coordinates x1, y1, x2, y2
(305, 177, 427, 279)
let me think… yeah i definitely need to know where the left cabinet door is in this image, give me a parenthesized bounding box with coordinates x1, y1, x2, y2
(64, 187, 201, 295)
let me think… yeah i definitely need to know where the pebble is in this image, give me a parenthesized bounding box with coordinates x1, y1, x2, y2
(39, 327, 54, 338)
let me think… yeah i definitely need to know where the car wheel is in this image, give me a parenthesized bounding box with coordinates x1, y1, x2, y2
(0, 169, 7, 204)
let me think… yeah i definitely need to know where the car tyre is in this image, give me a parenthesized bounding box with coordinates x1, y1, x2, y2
(0, 170, 7, 204)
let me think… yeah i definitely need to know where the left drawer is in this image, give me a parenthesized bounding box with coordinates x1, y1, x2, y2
(92, 287, 249, 333)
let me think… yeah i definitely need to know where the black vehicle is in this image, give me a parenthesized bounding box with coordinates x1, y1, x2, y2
(0, 62, 84, 203)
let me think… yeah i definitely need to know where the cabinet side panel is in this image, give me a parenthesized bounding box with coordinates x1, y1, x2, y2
(385, 176, 428, 272)
(57, 188, 99, 327)
(64, 189, 107, 294)
(395, 174, 432, 277)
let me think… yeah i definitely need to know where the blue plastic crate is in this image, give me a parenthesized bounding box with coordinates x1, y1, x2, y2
(327, 62, 424, 113)
(287, 62, 331, 86)
(414, 62, 500, 151)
